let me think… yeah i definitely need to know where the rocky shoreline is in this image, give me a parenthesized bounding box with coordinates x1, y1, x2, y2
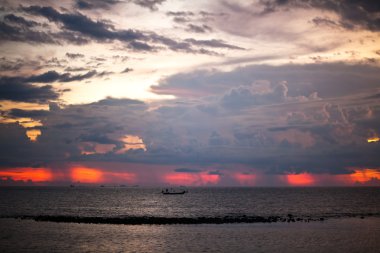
(3, 213, 379, 225)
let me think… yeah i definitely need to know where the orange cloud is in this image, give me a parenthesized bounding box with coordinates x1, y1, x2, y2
(26, 129, 41, 142)
(0, 168, 52, 182)
(117, 135, 147, 153)
(350, 169, 380, 183)
(286, 173, 315, 186)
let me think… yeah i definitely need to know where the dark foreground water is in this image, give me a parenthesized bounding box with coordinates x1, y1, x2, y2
(1, 187, 380, 252)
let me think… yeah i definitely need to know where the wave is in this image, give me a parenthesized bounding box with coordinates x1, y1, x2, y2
(2, 213, 380, 225)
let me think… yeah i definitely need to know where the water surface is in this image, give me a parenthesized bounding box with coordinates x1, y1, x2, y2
(0, 187, 379, 219)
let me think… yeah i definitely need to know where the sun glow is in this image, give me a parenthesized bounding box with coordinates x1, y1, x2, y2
(367, 137, 380, 143)
(0, 168, 52, 182)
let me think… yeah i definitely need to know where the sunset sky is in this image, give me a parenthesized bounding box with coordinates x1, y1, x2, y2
(1, 0, 380, 186)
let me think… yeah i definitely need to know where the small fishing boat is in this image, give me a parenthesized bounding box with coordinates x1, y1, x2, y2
(161, 189, 188, 195)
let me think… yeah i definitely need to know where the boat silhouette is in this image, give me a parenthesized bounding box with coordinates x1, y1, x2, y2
(161, 188, 188, 195)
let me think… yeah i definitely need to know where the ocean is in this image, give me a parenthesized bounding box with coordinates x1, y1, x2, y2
(1, 187, 380, 252)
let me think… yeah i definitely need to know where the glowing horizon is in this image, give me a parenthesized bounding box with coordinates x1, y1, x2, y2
(1, 165, 379, 187)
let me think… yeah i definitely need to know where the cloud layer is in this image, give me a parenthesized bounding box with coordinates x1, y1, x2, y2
(1, 0, 380, 186)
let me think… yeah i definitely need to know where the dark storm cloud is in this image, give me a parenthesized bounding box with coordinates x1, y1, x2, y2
(0, 69, 106, 103)
(4, 14, 39, 27)
(0, 13, 91, 45)
(75, 0, 167, 11)
(0, 123, 35, 167)
(1, 91, 380, 174)
(0, 96, 149, 167)
(151, 63, 380, 98)
(18, 5, 240, 54)
(75, 0, 121, 10)
(0, 76, 59, 103)
(8, 108, 50, 118)
(26, 70, 98, 83)
(61, 70, 98, 82)
(79, 133, 121, 145)
(0, 20, 56, 44)
(22, 6, 132, 40)
(311, 0, 380, 31)
(220, 82, 319, 109)
(92, 97, 145, 106)
(25, 71, 64, 83)
(18, 5, 156, 50)
(53, 30, 90, 45)
(259, 0, 380, 31)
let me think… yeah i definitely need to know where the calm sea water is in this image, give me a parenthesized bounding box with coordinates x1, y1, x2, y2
(1, 187, 380, 252)
(0, 187, 379, 218)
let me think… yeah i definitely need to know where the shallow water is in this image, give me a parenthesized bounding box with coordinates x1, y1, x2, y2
(1, 218, 380, 253)
(1, 187, 380, 252)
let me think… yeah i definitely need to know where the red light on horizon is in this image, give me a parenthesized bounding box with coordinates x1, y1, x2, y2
(71, 167, 103, 183)
(0, 168, 52, 182)
(164, 172, 220, 186)
(200, 174, 220, 184)
(164, 173, 198, 186)
(286, 173, 315, 186)
(104, 171, 137, 183)
(233, 173, 256, 186)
